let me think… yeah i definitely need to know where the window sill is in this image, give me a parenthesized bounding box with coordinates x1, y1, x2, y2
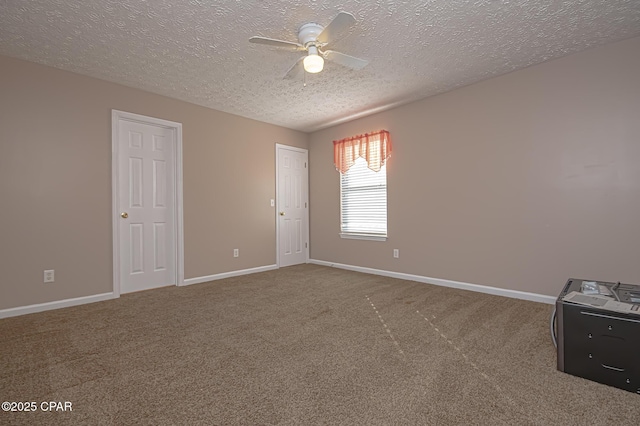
(339, 233, 387, 242)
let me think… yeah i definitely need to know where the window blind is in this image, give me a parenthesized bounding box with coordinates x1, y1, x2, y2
(340, 157, 387, 236)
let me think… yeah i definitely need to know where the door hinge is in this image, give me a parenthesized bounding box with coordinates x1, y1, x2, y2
(305, 162, 307, 168)
(305, 202, 307, 208)
(305, 242, 308, 248)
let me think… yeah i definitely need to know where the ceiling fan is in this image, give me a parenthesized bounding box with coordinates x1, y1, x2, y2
(249, 11, 369, 78)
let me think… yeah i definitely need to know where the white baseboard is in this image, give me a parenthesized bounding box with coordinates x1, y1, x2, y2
(309, 259, 555, 305)
(182, 264, 279, 286)
(0, 292, 118, 319)
(0, 262, 553, 319)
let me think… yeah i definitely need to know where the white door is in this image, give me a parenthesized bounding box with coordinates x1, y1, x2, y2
(277, 145, 309, 267)
(116, 117, 177, 293)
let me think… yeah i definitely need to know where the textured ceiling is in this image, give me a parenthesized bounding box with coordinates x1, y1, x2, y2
(1, 1, 639, 132)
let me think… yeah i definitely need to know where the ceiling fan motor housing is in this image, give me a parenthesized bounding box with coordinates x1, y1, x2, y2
(298, 23, 324, 48)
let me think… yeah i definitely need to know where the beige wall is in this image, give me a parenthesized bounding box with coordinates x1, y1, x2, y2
(2, 35, 638, 312)
(0, 55, 307, 310)
(309, 36, 640, 297)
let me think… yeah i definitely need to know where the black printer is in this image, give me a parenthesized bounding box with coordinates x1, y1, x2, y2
(556, 278, 640, 394)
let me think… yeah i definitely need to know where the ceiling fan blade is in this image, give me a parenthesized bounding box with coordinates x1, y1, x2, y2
(324, 50, 369, 70)
(284, 57, 304, 79)
(317, 11, 356, 45)
(249, 36, 304, 51)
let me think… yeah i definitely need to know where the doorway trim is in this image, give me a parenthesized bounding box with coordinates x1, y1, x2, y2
(275, 143, 309, 267)
(111, 110, 184, 296)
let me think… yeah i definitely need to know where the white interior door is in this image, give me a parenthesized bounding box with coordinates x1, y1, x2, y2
(277, 145, 309, 267)
(116, 116, 177, 293)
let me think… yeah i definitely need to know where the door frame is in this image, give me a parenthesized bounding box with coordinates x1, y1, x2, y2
(275, 143, 309, 267)
(111, 110, 184, 296)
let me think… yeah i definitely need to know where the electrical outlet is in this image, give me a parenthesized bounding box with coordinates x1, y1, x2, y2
(233, 249, 239, 258)
(393, 249, 399, 259)
(44, 269, 55, 283)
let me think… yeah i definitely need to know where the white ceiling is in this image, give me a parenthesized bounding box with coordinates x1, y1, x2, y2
(1, 1, 639, 132)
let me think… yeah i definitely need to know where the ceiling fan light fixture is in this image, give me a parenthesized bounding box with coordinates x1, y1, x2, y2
(250, 13, 366, 78)
(303, 45, 324, 73)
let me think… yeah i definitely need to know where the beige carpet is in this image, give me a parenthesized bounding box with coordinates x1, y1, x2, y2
(1, 264, 638, 425)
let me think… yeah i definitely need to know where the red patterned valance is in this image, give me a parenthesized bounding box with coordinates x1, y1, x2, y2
(333, 130, 392, 174)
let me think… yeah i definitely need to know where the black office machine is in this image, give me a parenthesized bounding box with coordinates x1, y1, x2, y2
(555, 278, 640, 394)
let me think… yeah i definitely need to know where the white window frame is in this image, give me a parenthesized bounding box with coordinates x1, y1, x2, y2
(339, 157, 387, 241)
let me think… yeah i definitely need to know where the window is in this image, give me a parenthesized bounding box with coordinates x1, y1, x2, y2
(334, 129, 391, 241)
(340, 157, 387, 240)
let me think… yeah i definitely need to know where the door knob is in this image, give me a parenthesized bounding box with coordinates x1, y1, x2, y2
(279, 211, 285, 216)
(121, 212, 129, 218)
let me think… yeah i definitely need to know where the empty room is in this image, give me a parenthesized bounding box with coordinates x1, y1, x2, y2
(1, 1, 639, 424)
